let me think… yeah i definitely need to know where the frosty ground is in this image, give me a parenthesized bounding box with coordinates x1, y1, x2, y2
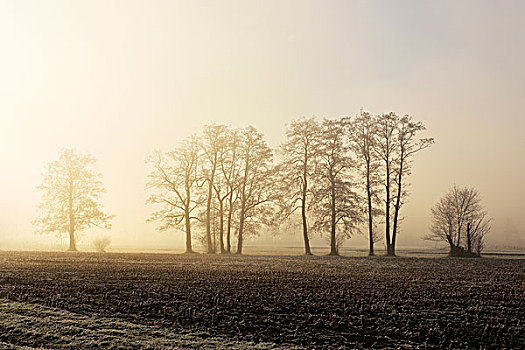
(0, 252, 523, 349)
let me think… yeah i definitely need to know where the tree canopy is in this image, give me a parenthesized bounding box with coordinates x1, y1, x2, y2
(34, 149, 112, 251)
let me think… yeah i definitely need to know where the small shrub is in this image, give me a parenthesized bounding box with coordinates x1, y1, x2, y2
(449, 245, 478, 258)
(93, 237, 111, 253)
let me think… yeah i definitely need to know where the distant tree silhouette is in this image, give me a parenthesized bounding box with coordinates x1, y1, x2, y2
(146, 136, 201, 253)
(143, 111, 434, 256)
(277, 117, 321, 255)
(211, 144, 232, 254)
(312, 118, 363, 255)
(93, 236, 111, 253)
(201, 125, 229, 254)
(374, 113, 398, 256)
(218, 128, 242, 254)
(390, 114, 434, 256)
(426, 185, 491, 257)
(33, 149, 112, 251)
(236, 126, 276, 254)
(349, 111, 383, 256)
(375, 113, 433, 256)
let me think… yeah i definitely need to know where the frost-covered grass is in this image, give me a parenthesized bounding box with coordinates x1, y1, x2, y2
(0, 299, 279, 349)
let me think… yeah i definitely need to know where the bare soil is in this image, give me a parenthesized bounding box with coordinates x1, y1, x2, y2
(0, 252, 523, 349)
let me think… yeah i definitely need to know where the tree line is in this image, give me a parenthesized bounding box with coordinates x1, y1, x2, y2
(33, 111, 491, 256)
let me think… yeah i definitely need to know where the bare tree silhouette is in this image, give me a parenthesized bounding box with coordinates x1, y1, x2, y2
(375, 113, 433, 256)
(219, 128, 242, 254)
(201, 125, 229, 254)
(350, 111, 383, 256)
(146, 136, 201, 254)
(236, 126, 275, 254)
(33, 149, 112, 251)
(426, 185, 492, 257)
(277, 117, 321, 255)
(311, 118, 363, 255)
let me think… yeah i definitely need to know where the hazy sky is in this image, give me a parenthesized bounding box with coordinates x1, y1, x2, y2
(0, 0, 524, 251)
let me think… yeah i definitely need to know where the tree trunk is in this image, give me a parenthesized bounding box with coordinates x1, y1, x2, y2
(237, 214, 244, 255)
(185, 209, 193, 253)
(236, 198, 246, 254)
(184, 178, 193, 253)
(391, 237, 396, 256)
(391, 161, 403, 257)
(206, 165, 216, 254)
(329, 179, 338, 256)
(385, 162, 392, 256)
(212, 218, 217, 253)
(67, 176, 77, 251)
(226, 195, 234, 254)
(68, 228, 77, 251)
(301, 165, 312, 255)
(219, 199, 225, 253)
(466, 222, 472, 253)
(456, 221, 462, 248)
(301, 198, 312, 255)
(446, 234, 455, 252)
(366, 161, 374, 256)
(237, 155, 249, 255)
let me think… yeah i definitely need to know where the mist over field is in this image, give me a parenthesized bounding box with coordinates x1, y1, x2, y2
(0, 0, 524, 253)
(0, 2, 524, 349)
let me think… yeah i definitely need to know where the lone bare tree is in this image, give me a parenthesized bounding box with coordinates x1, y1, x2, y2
(34, 149, 112, 251)
(146, 136, 201, 253)
(312, 118, 363, 255)
(426, 185, 492, 257)
(278, 117, 321, 255)
(93, 236, 111, 253)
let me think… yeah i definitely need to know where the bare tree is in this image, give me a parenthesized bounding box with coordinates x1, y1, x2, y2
(374, 113, 399, 256)
(212, 173, 229, 254)
(209, 126, 246, 254)
(375, 112, 433, 256)
(428, 193, 457, 251)
(448, 185, 484, 249)
(277, 117, 321, 255)
(390, 115, 434, 256)
(93, 236, 111, 253)
(349, 111, 383, 256)
(201, 125, 228, 254)
(426, 185, 492, 257)
(33, 149, 112, 251)
(146, 136, 201, 253)
(236, 126, 275, 254)
(468, 211, 491, 255)
(219, 128, 242, 253)
(312, 118, 363, 255)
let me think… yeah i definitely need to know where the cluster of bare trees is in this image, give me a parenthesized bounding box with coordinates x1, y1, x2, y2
(146, 111, 434, 256)
(426, 185, 492, 257)
(277, 112, 434, 256)
(146, 126, 278, 254)
(32, 111, 437, 255)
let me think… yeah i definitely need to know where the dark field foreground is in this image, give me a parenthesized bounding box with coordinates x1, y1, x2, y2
(0, 252, 523, 349)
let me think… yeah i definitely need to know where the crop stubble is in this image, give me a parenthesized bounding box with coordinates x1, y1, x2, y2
(0, 252, 522, 349)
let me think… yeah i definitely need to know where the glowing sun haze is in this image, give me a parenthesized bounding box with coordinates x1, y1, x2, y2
(0, 0, 524, 251)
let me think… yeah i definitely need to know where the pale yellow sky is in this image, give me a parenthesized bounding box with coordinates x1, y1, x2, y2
(0, 0, 524, 251)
